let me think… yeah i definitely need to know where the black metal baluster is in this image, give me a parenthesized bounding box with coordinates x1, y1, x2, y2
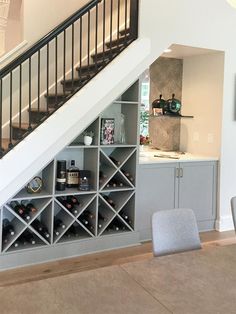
(28, 57, 32, 130)
(129, 0, 139, 39)
(71, 23, 74, 91)
(19, 64, 22, 129)
(63, 30, 66, 95)
(117, 0, 120, 50)
(0, 79, 2, 156)
(102, 0, 106, 65)
(110, 0, 113, 58)
(124, 0, 128, 45)
(46, 43, 49, 113)
(55, 36, 58, 105)
(38, 50, 41, 112)
(9, 72, 13, 146)
(79, 17, 83, 79)
(95, 3, 98, 72)
(87, 10, 91, 78)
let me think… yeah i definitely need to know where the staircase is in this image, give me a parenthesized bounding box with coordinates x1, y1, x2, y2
(0, 0, 139, 158)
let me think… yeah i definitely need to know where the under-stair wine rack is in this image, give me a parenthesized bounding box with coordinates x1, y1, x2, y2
(0, 80, 140, 270)
(0, 0, 139, 158)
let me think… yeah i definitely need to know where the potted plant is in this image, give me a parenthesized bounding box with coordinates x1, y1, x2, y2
(83, 130, 94, 146)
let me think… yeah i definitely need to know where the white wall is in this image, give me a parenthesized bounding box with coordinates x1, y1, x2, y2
(138, 0, 236, 231)
(180, 52, 224, 157)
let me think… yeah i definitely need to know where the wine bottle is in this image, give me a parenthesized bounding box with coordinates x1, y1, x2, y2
(56, 160, 67, 191)
(70, 224, 80, 237)
(98, 211, 108, 222)
(99, 171, 107, 185)
(22, 231, 36, 245)
(32, 219, 50, 239)
(66, 160, 79, 188)
(121, 169, 134, 182)
(3, 218, 15, 236)
(111, 179, 124, 187)
(21, 201, 37, 213)
(57, 197, 73, 210)
(10, 201, 30, 221)
(54, 218, 66, 230)
(83, 210, 95, 220)
(109, 156, 121, 166)
(102, 195, 116, 208)
(66, 195, 80, 206)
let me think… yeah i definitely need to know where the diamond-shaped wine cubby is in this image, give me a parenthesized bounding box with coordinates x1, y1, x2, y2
(29, 201, 52, 244)
(6, 228, 47, 253)
(1, 207, 26, 252)
(77, 197, 97, 236)
(100, 190, 135, 213)
(59, 221, 93, 243)
(97, 196, 116, 236)
(53, 200, 75, 243)
(118, 150, 137, 187)
(101, 170, 134, 191)
(101, 216, 132, 236)
(117, 195, 135, 231)
(99, 151, 117, 189)
(11, 161, 54, 200)
(100, 147, 136, 168)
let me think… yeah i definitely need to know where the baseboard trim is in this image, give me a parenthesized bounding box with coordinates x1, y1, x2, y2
(215, 215, 234, 231)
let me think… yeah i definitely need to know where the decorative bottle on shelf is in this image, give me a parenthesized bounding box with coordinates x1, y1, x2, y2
(66, 160, 79, 188)
(119, 113, 126, 144)
(56, 160, 67, 191)
(78, 170, 91, 191)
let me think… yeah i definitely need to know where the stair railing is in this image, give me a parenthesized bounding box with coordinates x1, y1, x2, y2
(0, 0, 139, 158)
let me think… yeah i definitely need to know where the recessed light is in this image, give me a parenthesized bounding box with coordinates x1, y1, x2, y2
(163, 48, 172, 53)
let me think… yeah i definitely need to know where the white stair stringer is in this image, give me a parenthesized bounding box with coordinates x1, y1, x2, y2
(0, 38, 152, 207)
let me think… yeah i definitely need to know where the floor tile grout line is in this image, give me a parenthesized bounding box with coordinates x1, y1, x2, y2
(119, 265, 174, 314)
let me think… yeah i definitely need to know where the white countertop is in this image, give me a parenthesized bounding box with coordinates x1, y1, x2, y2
(139, 147, 218, 164)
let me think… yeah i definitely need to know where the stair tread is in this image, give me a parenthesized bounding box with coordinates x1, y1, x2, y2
(1, 139, 13, 150)
(105, 35, 131, 47)
(12, 123, 37, 130)
(76, 60, 108, 72)
(29, 108, 54, 113)
(119, 28, 130, 36)
(45, 92, 71, 97)
(61, 76, 90, 84)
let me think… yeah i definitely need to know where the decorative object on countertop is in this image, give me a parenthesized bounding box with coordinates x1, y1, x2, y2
(152, 94, 166, 116)
(140, 135, 151, 146)
(26, 176, 43, 194)
(165, 93, 181, 115)
(100, 118, 115, 145)
(83, 130, 94, 146)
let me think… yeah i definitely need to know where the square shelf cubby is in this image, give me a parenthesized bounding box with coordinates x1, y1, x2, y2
(69, 118, 99, 147)
(55, 147, 99, 195)
(11, 160, 54, 200)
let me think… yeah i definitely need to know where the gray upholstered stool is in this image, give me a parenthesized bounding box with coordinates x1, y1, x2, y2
(152, 208, 202, 257)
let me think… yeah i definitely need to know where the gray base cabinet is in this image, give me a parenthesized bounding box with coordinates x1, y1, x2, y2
(136, 161, 217, 241)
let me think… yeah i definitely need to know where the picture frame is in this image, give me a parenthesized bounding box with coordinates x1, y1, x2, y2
(100, 118, 115, 145)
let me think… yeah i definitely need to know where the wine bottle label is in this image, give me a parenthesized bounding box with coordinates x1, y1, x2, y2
(67, 172, 79, 185)
(56, 178, 66, 183)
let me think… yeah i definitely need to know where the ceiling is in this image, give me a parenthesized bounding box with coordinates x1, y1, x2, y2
(161, 44, 224, 59)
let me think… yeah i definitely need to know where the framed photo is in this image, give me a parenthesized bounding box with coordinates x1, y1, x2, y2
(100, 118, 115, 145)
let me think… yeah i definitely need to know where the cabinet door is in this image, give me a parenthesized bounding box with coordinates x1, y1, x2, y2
(136, 163, 177, 241)
(178, 162, 217, 225)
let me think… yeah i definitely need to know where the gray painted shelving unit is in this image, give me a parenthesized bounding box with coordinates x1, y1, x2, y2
(0, 80, 140, 270)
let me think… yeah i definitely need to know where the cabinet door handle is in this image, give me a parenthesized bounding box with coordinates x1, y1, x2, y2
(176, 168, 179, 178)
(179, 168, 183, 178)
